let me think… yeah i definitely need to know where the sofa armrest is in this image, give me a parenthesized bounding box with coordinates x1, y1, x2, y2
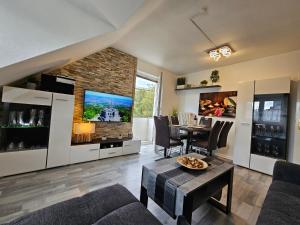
(177, 216, 190, 225)
(273, 161, 300, 185)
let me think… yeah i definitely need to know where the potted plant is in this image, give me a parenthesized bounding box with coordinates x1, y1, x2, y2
(200, 80, 208, 86)
(176, 77, 186, 89)
(171, 108, 178, 117)
(210, 70, 220, 84)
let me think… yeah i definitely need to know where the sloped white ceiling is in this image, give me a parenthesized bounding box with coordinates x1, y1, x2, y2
(0, 0, 164, 85)
(0, 0, 145, 69)
(114, 0, 300, 74)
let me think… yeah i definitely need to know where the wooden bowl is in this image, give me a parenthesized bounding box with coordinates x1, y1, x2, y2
(176, 156, 208, 170)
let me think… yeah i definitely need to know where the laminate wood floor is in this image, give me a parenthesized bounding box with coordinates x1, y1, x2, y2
(0, 145, 272, 225)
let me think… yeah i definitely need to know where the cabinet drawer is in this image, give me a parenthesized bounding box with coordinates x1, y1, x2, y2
(2, 86, 52, 106)
(70, 144, 100, 164)
(250, 154, 277, 175)
(123, 140, 141, 155)
(100, 147, 123, 159)
(0, 149, 47, 177)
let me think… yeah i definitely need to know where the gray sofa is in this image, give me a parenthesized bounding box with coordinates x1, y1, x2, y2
(2, 184, 166, 225)
(256, 161, 300, 225)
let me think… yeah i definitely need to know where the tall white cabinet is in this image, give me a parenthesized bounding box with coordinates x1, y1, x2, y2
(233, 81, 254, 168)
(0, 87, 75, 177)
(234, 77, 290, 175)
(47, 93, 74, 168)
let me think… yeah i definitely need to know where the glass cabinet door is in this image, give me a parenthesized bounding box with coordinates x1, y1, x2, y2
(251, 94, 289, 160)
(0, 102, 51, 153)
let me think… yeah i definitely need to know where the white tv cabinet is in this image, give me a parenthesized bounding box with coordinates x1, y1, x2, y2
(70, 139, 141, 164)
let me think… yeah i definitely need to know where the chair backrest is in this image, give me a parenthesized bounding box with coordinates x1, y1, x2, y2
(154, 116, 170, 148)
(218, 121, 233, 148)
(199, 117, 212, 128)
(207, 121, 224, 155)
(170, 116, 179, 125)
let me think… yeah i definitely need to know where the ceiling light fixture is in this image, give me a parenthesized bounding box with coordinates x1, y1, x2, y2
(190, 12, 235, 62)
(209, 49, 221, 61)
(208, 45, 233, 61)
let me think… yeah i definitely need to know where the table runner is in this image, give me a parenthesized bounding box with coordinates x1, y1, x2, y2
(143, 157, 223, 218)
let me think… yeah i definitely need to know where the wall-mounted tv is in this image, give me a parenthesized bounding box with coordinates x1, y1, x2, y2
(83, 90, 133, 122)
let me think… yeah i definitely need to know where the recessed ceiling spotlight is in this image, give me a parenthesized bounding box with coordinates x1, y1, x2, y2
(207, 45, 234, 61)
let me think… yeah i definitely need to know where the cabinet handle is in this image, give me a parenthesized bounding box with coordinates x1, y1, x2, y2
(55, 98, 68, 102)
(89, 149, 99, 151)
(240, 122, 251, 125)
(108, 152, 117, 154)
(35, 96, 50, 100)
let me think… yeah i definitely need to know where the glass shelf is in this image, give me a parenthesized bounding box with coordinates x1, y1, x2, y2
(0, 146, 48, 153)
(252, 135, 286, 141)
(0, 125, 49, 129)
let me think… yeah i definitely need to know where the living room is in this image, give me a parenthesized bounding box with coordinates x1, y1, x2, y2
(0, 1, 300, 225)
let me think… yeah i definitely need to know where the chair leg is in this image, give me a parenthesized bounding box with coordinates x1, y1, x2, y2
(164, 148, 167, 158)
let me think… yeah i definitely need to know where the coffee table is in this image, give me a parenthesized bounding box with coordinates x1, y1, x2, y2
(140, 153, 234, 224)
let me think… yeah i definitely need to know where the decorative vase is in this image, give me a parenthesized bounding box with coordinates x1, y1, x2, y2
(17, 141, 24, 150)
(29, 109, 37, 126)
(7, 142, 16, 151)
(37, 110, 45, 126)
(17, 111, 25, 126)
(8, 111, 17, 126)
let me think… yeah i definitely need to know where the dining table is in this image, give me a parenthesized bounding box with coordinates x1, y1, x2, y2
(172, 125, 212, 154)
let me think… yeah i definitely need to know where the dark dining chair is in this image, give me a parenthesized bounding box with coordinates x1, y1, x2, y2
(170, 116, 180, 125)
(199, 117, 212, 128)
(218, 121, 233, 148)
(170, 115, 188, 140)
(154, 116, 184, 158)
(192, 116, 213, 139)
(190, 121, 224, 156)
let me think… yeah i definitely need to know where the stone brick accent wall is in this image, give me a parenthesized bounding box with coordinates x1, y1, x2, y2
(48, 47, 137, 139)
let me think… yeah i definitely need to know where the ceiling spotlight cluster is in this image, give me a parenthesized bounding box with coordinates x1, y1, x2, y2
(209, 45, 233, 61)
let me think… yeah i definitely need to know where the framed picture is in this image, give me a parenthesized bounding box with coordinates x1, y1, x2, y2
(199, 91, 237, 118)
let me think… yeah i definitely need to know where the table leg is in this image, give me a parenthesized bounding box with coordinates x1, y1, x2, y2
(164, 147, 167, 158)
(185, 131, 192, 154)
(182, 195, 193, 224)
(226, 167, 234, 214)
(207, 168, 234, 214)
(140, 185, 148, 207)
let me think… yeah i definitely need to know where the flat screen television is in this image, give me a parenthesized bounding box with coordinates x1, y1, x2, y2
(83, 90, 133, 122)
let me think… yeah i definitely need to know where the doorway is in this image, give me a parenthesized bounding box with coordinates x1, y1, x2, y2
(132, 74, 159, 144)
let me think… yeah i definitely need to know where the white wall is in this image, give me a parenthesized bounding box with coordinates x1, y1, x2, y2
(137, 59, 179, 115)
(178, 49, 300, 160)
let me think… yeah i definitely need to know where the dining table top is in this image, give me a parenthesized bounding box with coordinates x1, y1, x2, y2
(171, 124, 212, 132)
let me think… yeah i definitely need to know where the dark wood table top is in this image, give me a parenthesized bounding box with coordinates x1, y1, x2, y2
(172, 125, 212, 132)
(142, 153, 233, 195)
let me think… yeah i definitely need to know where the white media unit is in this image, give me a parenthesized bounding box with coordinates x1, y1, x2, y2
(0, 86, 140, 177)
